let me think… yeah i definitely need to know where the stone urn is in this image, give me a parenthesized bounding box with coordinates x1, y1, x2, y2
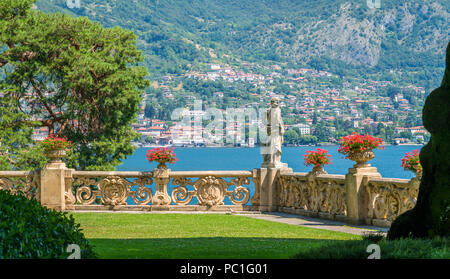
(156, 161, 168, 170)
(152, 161, 171, 205)
(46, 148, 67, 163)
(348, 150, 375, 168)
(412, 165, 423, 179)
(311, 165, 327, 175)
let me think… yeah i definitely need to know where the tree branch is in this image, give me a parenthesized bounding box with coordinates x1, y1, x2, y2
(29, 77, 62, 127)
(91, 43, 103, 53)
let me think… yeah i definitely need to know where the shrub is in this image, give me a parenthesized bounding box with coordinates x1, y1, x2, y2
(0, 190, 96, 259)
(291, 236, 449, 259)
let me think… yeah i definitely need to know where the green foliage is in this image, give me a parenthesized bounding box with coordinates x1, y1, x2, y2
(0, 190, 96, 259)
(1, 0, 149, 170)
(389, 41, 450, 239)
(34, 0, 448, 89)
(292, 236, 449, 259)
(283, 129, 318, 145)
(284, 130, 299, 144)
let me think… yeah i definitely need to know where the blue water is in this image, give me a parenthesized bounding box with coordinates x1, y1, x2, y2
(116, 146, 422, 179)
(116, 146, 422, 205)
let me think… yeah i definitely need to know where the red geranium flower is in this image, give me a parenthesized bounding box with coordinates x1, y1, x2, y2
(338, 132, 384, 157)
(401, 149, 421, 172)
(40, 134, 71, 153)
(146, 147, 178, 164)
(303, 148, 332, 168)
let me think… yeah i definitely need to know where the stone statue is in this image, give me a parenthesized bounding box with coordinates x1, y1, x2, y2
(261, 98, 288, 168)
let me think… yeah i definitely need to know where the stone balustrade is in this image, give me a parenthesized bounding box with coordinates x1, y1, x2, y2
(0, 171, 40, 201)
(277, 173, 347, 222)
(365, 176, 419, 227)
(0, 161, 420, 227)
(277, 172, 419, 227)
(66, 169, 256, 212)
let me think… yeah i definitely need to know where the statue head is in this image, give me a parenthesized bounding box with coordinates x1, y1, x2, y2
(270, 98, 280, 108)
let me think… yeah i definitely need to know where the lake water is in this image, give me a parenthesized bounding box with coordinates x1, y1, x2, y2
(116, 145, 422, 179)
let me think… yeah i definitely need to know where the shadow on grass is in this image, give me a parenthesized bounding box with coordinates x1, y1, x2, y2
(86, 237, 350, 259)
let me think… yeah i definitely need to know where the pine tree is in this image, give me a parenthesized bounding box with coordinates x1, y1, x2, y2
(0, 0, 149, 170)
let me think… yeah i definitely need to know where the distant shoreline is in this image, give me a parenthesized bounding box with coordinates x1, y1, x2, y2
(134, 143, 424, 148)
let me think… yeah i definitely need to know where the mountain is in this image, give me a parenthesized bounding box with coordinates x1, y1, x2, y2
(35, 0, 449, 89)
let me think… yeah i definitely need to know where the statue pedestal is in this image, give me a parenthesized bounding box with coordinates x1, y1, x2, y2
(261, 162, 289, 169)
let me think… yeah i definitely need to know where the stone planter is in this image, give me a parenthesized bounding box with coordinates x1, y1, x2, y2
(311, 165, 327, 175)
(152, 163, 171, 205)
(156, 161, 168, 170)
(412, 165, 423, 180)
(348, 150, 375, 168)
(46, 148, 67, 163)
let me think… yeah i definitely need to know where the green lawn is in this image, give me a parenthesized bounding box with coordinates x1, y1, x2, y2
(70, 212, 361, 259)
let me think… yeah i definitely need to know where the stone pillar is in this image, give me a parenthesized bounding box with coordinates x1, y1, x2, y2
(258, 167, 292, 212)
(345, 166, 381, 224)
(40, 161, 67, 211)
(152, 167, 172, 206)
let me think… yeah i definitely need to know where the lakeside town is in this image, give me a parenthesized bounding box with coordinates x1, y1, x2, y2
(29, 63, 430, 147)
(129, 63, 429, 147)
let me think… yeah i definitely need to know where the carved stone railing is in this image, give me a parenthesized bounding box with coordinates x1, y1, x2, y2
(71, 171, 154, 209)
(365, 176, 419, 227)
(278, 172, 347, 222)
(277, 171, 419, 227)
(69, 170, 255, 211)
(0, 171, 40, 201)
(0, 163, 420, 227)
(170, 171, 253, 207)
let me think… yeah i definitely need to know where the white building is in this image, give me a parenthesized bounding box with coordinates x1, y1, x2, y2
(291, 123, 311, 135)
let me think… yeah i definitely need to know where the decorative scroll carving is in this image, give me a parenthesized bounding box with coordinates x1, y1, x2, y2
(226, 177, 251, 205)
(171, 175, 251, 206)
(74, 177, 99, 205)
(72, 172, 251, 207)
(73, 175, 153, 205)
(316, 179, 346, 215)
(250, 170, 261, 205)
(99, 176, 130, 206)
(278, 174, 346, 216)
(0, 172, 40, 200)
(130, 177, 153, 205)
(171, 177, 194, 205)
(196, 176, 227, 206)
(366, 180, 418, 221)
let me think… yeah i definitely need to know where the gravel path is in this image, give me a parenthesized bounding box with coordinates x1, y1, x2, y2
(237, 212, 389, 236)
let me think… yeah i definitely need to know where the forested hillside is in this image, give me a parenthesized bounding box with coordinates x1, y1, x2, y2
(35, 0, 449, 89)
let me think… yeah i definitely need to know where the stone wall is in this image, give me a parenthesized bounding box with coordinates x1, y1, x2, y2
(0, 160, 419, 227)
